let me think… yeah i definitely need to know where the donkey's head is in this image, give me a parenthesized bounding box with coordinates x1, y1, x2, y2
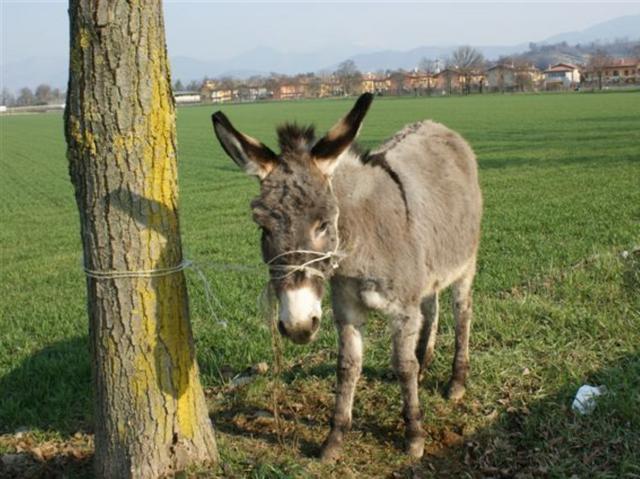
(211, 93, 373, 344)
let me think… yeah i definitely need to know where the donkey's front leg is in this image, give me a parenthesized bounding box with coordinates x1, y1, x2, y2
(320, 282, 365, 463)
(393, 307, 425, 458)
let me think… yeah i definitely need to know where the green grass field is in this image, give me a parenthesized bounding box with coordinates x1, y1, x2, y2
(1, 92, 639, 478)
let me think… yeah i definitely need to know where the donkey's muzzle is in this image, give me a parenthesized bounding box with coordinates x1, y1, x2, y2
(277, 285, 322, 344)
(278, 316, 320, 344)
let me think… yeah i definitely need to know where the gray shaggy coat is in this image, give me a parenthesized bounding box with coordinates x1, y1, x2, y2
(211, 93, 482, 461)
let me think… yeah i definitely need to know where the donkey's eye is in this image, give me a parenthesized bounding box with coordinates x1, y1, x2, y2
(316, 221, 330, 236)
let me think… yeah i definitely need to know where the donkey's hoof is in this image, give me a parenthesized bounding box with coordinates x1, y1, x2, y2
(405, 436, 425, 459)
(319, 442, 342, 463)
(445, 381, 466, 401)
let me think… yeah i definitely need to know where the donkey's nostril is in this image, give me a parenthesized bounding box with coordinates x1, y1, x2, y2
(311, 316, 320, 331)
(277, 321, 287, 337)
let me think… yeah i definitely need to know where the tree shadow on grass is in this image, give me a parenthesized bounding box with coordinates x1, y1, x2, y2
(0, 190, 204, 436)
(0, 337, 93, 478)
(0, 336, 92, 436)
(213, 405, 322, 458)
(283, 362, 398, 384)
(622, 248, 640, 295)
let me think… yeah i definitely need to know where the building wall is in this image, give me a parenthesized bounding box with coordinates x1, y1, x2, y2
(486, 68, 516, 90)
(174, 94, 201, 104)
(210, 89, 236, 103)
(544, 66, 580, 89)
(602, 64, 639, 83)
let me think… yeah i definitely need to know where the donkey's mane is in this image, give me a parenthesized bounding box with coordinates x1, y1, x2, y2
(277, 123, 316, 154)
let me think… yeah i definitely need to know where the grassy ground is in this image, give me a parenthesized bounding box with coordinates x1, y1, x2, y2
(1, 91, 639, 478)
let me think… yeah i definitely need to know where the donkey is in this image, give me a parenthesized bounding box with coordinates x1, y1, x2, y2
(211, 93, 482, 461)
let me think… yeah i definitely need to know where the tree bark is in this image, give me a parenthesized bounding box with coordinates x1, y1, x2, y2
(65, 1, 218, 477)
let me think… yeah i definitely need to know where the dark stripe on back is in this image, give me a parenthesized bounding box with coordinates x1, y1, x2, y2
(361, 149, 410, 221)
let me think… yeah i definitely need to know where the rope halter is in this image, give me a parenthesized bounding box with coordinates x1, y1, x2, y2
(267, 248, 344, 280)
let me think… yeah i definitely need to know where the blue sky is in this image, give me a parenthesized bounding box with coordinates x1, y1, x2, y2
(2, 1, 640, 65)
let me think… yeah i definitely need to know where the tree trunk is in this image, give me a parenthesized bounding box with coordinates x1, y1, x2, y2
(65, 1, 218, 477)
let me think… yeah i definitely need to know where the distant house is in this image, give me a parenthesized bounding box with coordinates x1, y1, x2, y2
(460, 70, 486, 93)
(361, 73, 391, 95)
(202, 80, 217, 90)
(486, 64, 516, 91)
(252, 87, 269, 100)
(319, 78, 343, 97)
(274, 82, 307, 100)
(237, 85, 269, 101)
(584, 58, 640, 86)
(403, 72, 435, 94)
(173, 91, 201, 104)
(543, 63, 580, 90)
(433, 69, 463, 94)
(199, 80, 237, 103)
(210, 89, 237, 103)
(486, 63, 542, 92)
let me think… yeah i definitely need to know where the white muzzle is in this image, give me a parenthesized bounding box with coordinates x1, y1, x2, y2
(278, 286, 322, 344)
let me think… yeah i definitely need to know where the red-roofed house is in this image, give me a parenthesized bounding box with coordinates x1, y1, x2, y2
(584, 58, 640, 86)
(273, 82, 307, 100)
(403, 72, 435, 94)
(433, 69, 463, 95)
(543, 63, 581, 90)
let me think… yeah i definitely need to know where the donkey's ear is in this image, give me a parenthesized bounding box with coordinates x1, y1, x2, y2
(211, 112, 279, 180)
(311, 92, 374, 176)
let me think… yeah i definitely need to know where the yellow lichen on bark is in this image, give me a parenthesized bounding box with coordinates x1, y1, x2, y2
(132, 279, 197, 439)
(140, 46, 178, 237)
(158, 284, 197, 438)
(67, 115, 97, 156)
(126, 36, 198, 439)
(79, 27, 90, 49)
(176, 368, 198, 438)
(112, 133, 133, 167)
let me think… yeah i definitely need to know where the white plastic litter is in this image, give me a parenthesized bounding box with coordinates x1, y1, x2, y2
(571, 385, 607, 415)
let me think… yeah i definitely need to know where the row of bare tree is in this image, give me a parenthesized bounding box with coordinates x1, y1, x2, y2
(6, 42, 637, 108)
(1, 84, 66, 107)
(171, 46, 487, 97)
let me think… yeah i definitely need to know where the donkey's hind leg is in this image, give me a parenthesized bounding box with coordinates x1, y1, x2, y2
(416, 293, 439, 381)
(392, 306, 425, 458)
(446, 262, 476, 401)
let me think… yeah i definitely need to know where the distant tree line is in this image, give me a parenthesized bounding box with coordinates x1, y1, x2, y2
(171, 59, 368, 99)
(510, 38, 640, 70)
(168, 39, 639, 97)
(1, 84, 66, 107)
(4, 39, 638, 108)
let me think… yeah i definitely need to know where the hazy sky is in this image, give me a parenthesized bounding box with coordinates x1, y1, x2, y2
(2, 1, 640, 64)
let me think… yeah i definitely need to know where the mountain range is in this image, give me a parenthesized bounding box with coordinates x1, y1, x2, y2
(2, 14, 639, 92)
